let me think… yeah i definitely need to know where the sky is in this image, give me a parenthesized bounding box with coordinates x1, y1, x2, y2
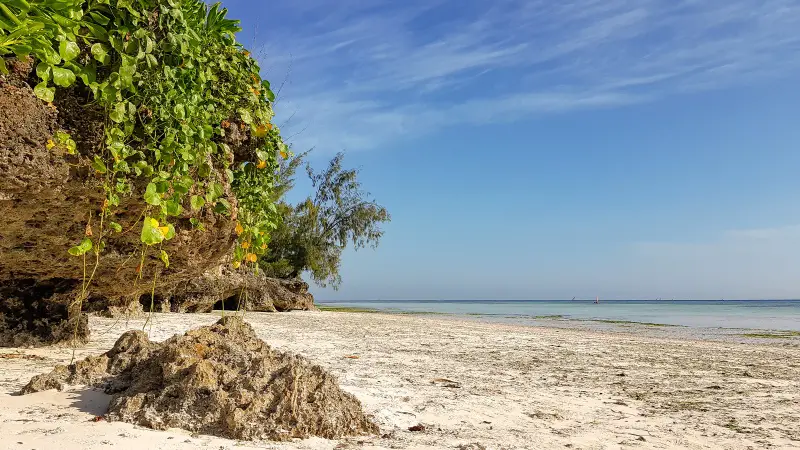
(223, 0, 800, 300)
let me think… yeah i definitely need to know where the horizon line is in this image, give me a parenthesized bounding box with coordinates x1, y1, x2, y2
(317, 298, 800, 302)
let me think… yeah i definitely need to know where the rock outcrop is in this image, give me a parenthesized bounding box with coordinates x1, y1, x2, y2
(164, 267, 316, 313)
(0, 58, 238, 346)
(0, 285, 89, 347)
(22, 316, 377, 441)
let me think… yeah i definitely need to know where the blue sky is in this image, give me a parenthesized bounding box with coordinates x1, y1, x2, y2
(225, 0, 800, 300)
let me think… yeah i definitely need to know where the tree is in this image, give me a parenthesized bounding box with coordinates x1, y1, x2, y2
(261, 152, 390, 288)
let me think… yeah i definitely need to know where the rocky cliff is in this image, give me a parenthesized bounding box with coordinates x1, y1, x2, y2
(0, 58, 312, 347)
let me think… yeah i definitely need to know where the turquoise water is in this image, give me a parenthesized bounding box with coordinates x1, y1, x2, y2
(319, 300, 800, 331)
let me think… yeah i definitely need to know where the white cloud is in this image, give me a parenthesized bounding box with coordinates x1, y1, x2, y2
(254, 0, 800, 152)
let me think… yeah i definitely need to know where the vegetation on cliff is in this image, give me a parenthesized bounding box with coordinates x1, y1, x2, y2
(1, 0, 284, 276)
(0, 0, 294, 345)
(0, 0, 388, 347)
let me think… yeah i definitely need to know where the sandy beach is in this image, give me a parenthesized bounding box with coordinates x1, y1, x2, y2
(1, 311, 799, 449)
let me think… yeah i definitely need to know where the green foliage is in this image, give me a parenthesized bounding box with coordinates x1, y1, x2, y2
(159, 249, 169, 268)
(47, 130, 76, 154)
(68, 237, 93, 256)
(1, 0, 285, 268)
(140, 217, 173, 246)
(261, 152, 391, 288)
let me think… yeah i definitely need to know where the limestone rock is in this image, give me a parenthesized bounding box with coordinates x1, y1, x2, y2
(165, 267, 316, 313)
(22, 317, 377, 441)
(0, 59, 238, 346)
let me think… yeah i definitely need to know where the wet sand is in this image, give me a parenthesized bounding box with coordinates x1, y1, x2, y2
(1, 311, 799, 449)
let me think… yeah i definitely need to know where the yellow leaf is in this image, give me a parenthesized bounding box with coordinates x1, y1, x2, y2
(280, 150, 288, 159)
(46, 140, 55, 150)
(235, 222, 244, 235)
(253, 124, 268, 138)
(241, 241, 250, 249)
(232, 261, 241, 269)
(158, 226, 170, 237)
(246, 253, 257, 263)
(256, 160, 267, 169)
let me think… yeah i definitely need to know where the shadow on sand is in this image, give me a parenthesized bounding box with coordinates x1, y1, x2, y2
(67, 388, 111, 416)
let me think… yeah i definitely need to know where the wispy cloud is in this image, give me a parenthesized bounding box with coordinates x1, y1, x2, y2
(253, 0, 800, 151)
(725, 225, 800, 240)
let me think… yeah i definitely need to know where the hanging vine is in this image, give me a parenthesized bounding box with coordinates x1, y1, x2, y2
(1, 0, 287, 289)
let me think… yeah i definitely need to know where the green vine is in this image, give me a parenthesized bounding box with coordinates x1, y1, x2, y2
(1, 0, 287, 273)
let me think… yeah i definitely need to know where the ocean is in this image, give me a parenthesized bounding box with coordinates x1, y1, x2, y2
(318, 299, 800, 331)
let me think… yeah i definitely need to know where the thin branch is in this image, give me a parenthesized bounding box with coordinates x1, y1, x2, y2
(284, 122, 310, 143)
(274, 54, 292, 104)
(278, 110, 297, 129)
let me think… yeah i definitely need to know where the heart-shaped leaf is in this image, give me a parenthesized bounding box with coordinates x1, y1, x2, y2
(92, 156, 107, 173)
(33, 82, 55, 102)
(68, 238, 93, 256)
(141, 217, 164, 246)
(165, 199, 183, 216)
(144, 182, 161, 206)
(51, 67, 75, 87)
(91, 43, 110, 64)
(190, 195, 205, 211)
(59, 40, 80, 61)
(36, 63, 51, 82)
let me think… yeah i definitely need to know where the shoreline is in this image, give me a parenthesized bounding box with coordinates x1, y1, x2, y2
(1, 311, 799, 449)
(318, 305, 800, 346)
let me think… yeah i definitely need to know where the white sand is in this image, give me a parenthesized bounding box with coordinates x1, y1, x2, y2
(1, 311, 799, 449)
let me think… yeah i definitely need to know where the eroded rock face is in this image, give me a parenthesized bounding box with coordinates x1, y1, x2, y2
(0, 59, 238, 346)
(0, 283, 89, 347)
(22, 317, 378, 441)
(165, 267, 316, 313)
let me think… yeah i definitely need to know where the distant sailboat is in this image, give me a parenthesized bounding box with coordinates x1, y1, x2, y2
(594, 296, 599, 304)
(571, 297, 576, 301)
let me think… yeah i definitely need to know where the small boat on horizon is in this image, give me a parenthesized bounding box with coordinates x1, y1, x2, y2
(594, 296, 599, 304)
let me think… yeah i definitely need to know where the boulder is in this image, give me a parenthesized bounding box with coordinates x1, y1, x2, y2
(22, 316, 378, 441)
